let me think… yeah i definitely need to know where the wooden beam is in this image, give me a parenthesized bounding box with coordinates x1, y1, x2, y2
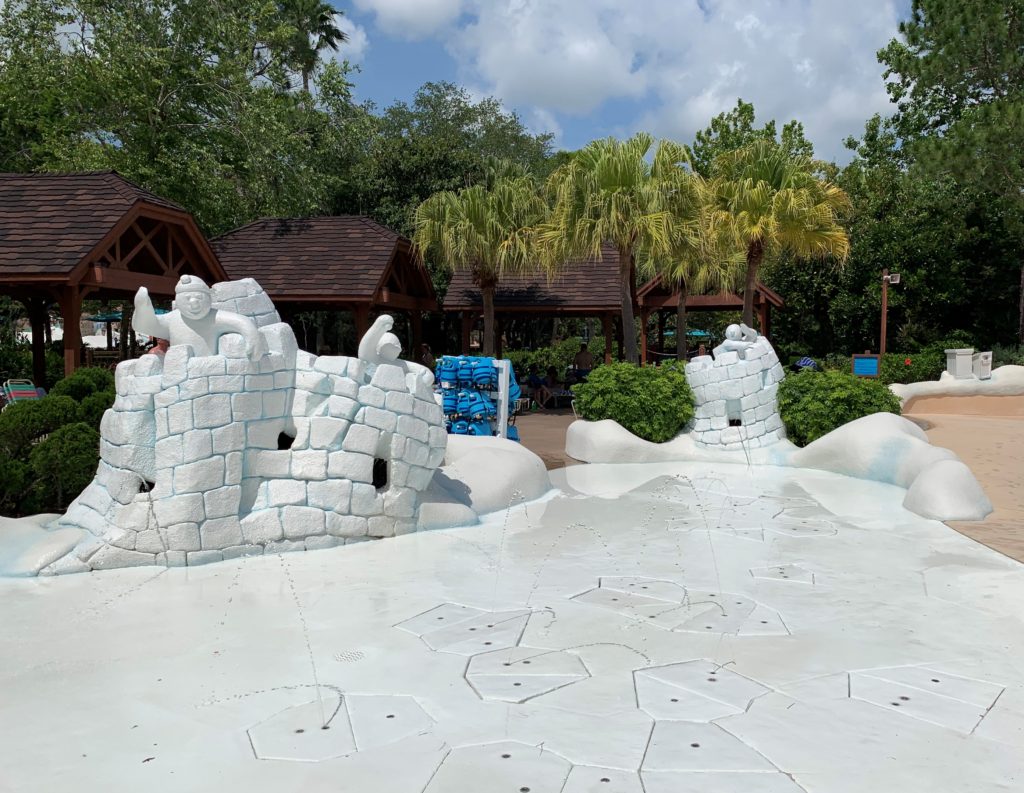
(602, 313, 613, 365)
(81, 267, 181, 295)
(640, 309, 650, 365)
(57, 287, 82, 377)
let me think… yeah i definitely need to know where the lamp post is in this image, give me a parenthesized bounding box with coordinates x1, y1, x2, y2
(880, 269, 900, 356)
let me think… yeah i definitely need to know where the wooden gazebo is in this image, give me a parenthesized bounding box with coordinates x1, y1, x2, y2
(444, 244, 786, 363)
(444, 243, 627, 362)
(637, 275, 785, 361)
(212, 216, 438, 351)
(0, 171, 226, 384)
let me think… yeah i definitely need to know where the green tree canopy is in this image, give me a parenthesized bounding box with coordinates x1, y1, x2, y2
(879, 0, 1024, 340)
(413, 161, 548, 356)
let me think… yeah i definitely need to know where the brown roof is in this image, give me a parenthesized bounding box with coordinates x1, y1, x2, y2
(0, 171, 184, 278)
(637, 274, 785, 309)
(444, 243, 624, 312)
(212, 216, 408, 301)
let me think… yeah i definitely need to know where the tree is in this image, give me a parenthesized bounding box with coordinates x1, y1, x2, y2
(279, 0, 347, 93)
(691, 98, 814, 177)
(413, 161, 547, 356)
(709, 140, 851, 327)
(0, 0, 361, 234)
(340, 82, 554, 239)
(879, 0, 1024, 341)
(541, 134, 706, 364)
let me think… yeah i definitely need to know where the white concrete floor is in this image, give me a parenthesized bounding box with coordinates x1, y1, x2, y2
(3, 461, 1024, 792)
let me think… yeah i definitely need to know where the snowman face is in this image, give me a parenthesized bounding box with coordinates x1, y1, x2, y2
(179, 290, 212, 321)
(725, 323, 742, 341)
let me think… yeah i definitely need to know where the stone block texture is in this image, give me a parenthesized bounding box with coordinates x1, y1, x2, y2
(684, 334, 787, 452)
(45, 279, 445, 574)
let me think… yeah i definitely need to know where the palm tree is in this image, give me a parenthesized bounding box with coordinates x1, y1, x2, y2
(280, 0, 348, 92)
(661, 210, 745, 360)
(413, 162, 547, 356)
(709, 139, 850, 327)
(541, 133, 701, 364)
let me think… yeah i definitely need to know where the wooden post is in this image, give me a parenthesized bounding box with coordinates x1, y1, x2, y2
(354, 304, 370, 342)
(410, 310, 423, 356)
(757, 301, 768, 339)
(57, 287, 82, 377)
(615, 315, 623, 361)
(880, 268, 889, 356)
(639, 308, 650, 365)
(461, 312, 472, 354)
(657, 310, 666, 353)
(602, 313, 613, 364)
(25, 297, 48, 388)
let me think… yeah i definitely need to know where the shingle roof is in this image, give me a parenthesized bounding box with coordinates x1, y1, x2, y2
(444, 243, 624, 311)
(0, 171, 183, 278)
(211, 216, 402, 300)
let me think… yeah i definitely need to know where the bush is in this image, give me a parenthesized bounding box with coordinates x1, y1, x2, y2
(778, 369, 901, 447)
(992, 343, 1024, 367)
(0, 395, 81, 458)
(0, 343, 64, 386)
(29, 422, 100, 511)
(821, 351, 945, 386)
(506, 337, 606, 380)
(49, 366, 115, 401)
(573, 362, 694, 443)
(78, 390, 115, 429)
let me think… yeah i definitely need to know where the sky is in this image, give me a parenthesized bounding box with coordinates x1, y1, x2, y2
(331, 0, 911, 163)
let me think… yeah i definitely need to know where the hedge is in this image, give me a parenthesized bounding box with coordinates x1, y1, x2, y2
(573, 362, 694, 443)
(778, 369, 901, 447)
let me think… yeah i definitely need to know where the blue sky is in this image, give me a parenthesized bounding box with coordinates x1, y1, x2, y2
(332, 1, 911, 162)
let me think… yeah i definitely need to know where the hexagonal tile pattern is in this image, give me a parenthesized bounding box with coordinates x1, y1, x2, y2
(849, 665, 1005, 733)
(247, 691, 433, 762)
(634, 660, 770, 721)
(395, 603, 532, 655)
(423, 741, 572, 793)
(571, 578, 789, 636)
(749, 564, 815, 585)
(465, 647, 590, 703)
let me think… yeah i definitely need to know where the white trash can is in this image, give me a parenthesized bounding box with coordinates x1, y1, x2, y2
(945, 348, 975, 379)
(972, 350, 993, 380)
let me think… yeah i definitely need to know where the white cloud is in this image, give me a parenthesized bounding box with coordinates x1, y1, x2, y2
(359, 0, 905, 161)
(351, 0, 464, 38)
(335, 14, 370, 63)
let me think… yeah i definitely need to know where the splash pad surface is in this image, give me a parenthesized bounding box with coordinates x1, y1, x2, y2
(3, 461, 1023, 792)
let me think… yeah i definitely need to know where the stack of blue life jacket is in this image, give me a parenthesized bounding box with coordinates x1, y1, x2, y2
(435, 355, 521, 441)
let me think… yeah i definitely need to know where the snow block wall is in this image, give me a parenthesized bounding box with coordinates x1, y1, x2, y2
(683, 331, 787, 452)
(44, 279, 446, 575)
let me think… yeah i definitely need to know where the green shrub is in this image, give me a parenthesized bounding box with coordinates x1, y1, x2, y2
(49, 366, 115, 401)
(78, 390, 115, 429)
(0, 343, 63, 386)
(878, 350, 945, 385)
(0, 458, 30, 515)
(506, 337, 606, 380)
(992, 343, 1024, 367)
(29, 422, 100, 511)
(573, 362, 694, 443)
(778, 369, 901, 447)
(0, 395, 81, 458)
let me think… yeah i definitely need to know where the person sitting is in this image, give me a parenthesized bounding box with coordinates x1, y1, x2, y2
(572, 343, 594, 377)
(535, 366, 571, 409)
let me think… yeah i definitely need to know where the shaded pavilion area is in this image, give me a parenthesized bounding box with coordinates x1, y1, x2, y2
(0, 171, 225, 385)
(444, 245, 784, 363)
(212, 216, 438, 355)
(637, 275, 784, 361)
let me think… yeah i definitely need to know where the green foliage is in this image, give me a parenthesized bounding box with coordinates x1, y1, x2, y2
(691, 98, 814, 177)
(0, 343, 64, 387)
(506, 338, 606, 379)
(29, 423, 100, 512)
(0, 395, 80, 459)
(0, 459, 30, 515)
(778, 370, 901, 447)
(992, 343, 1024, 366)
(49, 367, 114, 402)
(78, 390, 115, 429)
(573, 363, 694, 444)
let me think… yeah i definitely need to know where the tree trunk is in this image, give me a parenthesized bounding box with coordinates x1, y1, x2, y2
(619, 250, 639, 364)
(1019, 261, 1024, 344)
(676, 283, 689, 360)
(302, 69, 310, 93)
(481, 279, 496, 357)
(742, 240, 764, 326)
